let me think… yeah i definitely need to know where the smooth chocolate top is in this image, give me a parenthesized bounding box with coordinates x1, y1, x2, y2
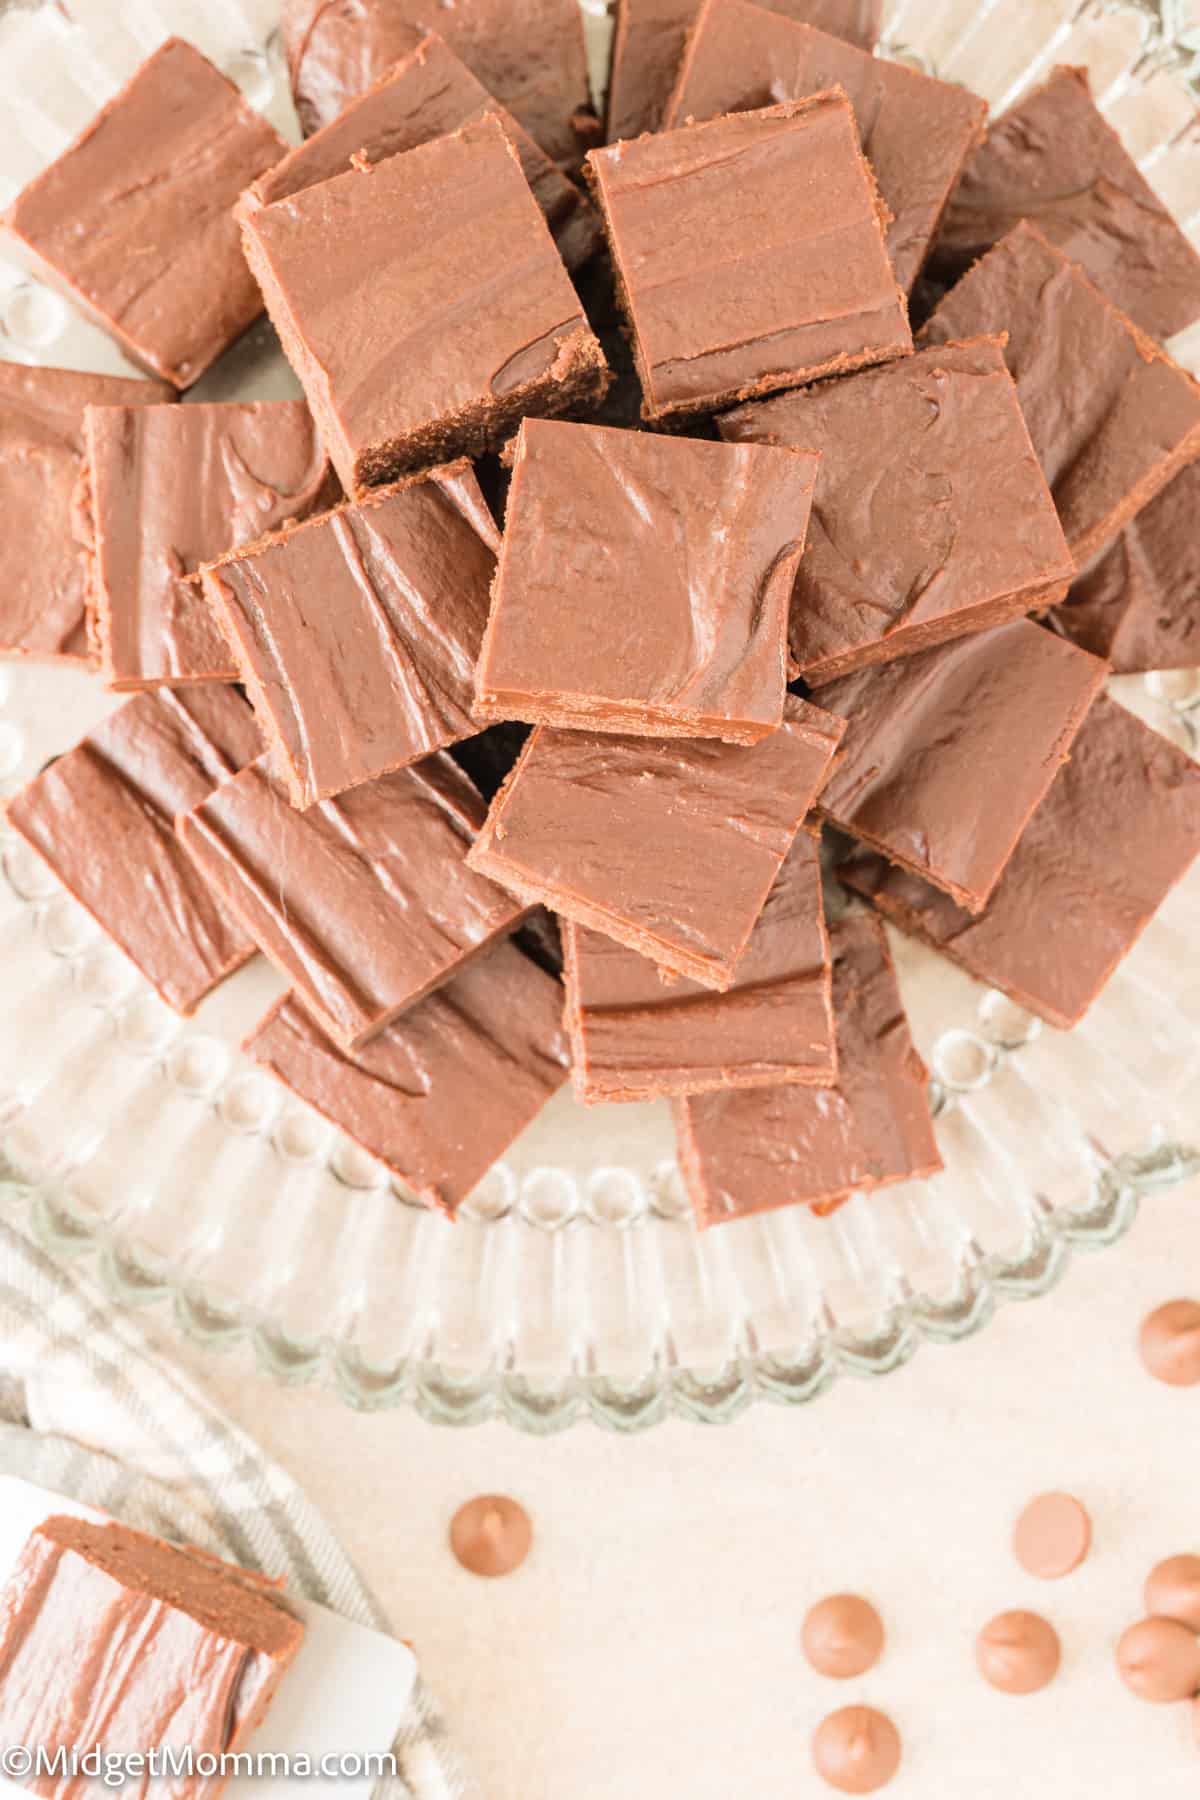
(605, 0, 882, 142)
(838, 694, 1200, 1029)
(664, 2, 986, 293)
(934, 65, 1200, 342)
(720, 338, 1073, 683)
(203, 462, 498, 809)
(1052, 460, 1200, 673)
(84, 401, 332, 689)
(4, 39, 287, 388)
(0, 361, 172, 662)
(241, 32, 600, 272)
(673, 914, 940, 1224)
(920, 222, 1200, 565)
(466, 697, 846, 988)
(280, 0, 592, 168)
(474, 418, 817, 741)
(246, 940, 570, 1216)
(0, 1517, 302, 1774)
(562, 831, 835, 1101)
(242, 116, 601, 491)
(6, 687, 261, 1013)
(585, 94, 911, 421)
(817, 620, 1107, 912)
(179, 752, 529, 1051)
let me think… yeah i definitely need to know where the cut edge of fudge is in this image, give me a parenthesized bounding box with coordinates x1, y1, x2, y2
(76, 416, 244, 693)
(837, 693, 1200, 1030)
(466, 706, 846, 990)
(660, 0, 988, 294)
(670, 912, 942, 1227)
(560, 861, 837, 1103)
(814, 625, 1110, 915)
(31, 1514, 304, 1656)
(919, 221, 1200, 569)
(239, 122, 611, 495)
(720, 333, 1078, 686)
(200, 457, 493, 809)
(2, 1514, 304, 1771)
(583, 89, 911, 425)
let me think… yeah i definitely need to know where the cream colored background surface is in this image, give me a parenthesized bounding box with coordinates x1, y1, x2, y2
(146, 1175, 1200, 1799)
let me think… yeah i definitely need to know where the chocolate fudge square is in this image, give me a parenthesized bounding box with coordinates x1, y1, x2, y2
(663, 1, 986, 293)
(4, 40, 287, 389)
(240, 33, 600, 273)
(816, 620, 1107, 913)
(584, 93, 911, 424)
(673, 914, 941, 1226)
(6, 687, 261, 1013)
(246, 940, 570, 1217)
(934, 66, 1200, 343)
(840, 696, 1200, 1030)
(280, 0, 593, 170)
(920, 223, 1200, 567)
(179, 752, 530, 1051)
(563, 830, 835, 1103)
(203, 462, 499, 808)
(0, 1514, 304, 1790)
(474, 418, 817, 741)
(240, 115, 609, 494)
(720, 337, 1074, 684)
(466, 697, 845, 988)
(1052, 460, 1200, 673)
(82, 401, 333, 690)
(0, 361, 172, 664)
(605, 0, 882, 142)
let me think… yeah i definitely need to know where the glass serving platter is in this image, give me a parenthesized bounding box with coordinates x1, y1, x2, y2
(0, 0, 1198, 1431)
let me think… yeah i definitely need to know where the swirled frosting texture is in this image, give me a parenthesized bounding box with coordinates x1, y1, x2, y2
(467, 698, 845, 988)
(721, 337, 1074, 682)
(179, 752, 529, 1051)
(246, 939, 570, 1217)
(935, 65, 1200, 342)
(920, 222, 1200, 566)
(203, 462, 499, 809)
(586, 93, 911, 421)
(7, 687, 261, 1014)
(474, 419, 816, 742)
(0, 363, 172, 664)
(84, 401, 334, 690)
(663, 2, 986, 293)
(839, 694, 1200, 1029)
(3, 40, 287, 388)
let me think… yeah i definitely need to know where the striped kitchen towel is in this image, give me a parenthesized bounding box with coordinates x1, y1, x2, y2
(0, 1209, 480, 1800)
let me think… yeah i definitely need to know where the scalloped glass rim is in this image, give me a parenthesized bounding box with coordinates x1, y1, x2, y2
(0, 0, 1198, 1430)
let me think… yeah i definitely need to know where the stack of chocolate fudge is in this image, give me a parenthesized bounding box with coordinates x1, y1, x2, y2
(4, 2, 1200, 1230)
